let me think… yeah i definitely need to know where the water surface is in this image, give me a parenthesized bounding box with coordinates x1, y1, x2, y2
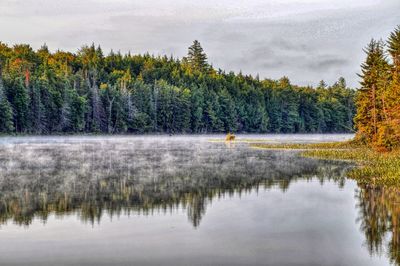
(0, 134, 398, 266)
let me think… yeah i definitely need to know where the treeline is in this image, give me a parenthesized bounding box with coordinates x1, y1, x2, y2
(0, 40, 355, 134)
(355, 25, 400, 149)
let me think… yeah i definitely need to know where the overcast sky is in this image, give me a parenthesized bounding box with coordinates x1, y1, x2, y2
(0, 0, 399, 87)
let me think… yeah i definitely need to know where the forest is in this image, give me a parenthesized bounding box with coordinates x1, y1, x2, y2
(0, 40, 356, 134)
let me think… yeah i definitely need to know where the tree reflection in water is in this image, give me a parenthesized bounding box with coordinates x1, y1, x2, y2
(356, 184, 400, 265)
(2, 137, 399, 264)
(0, 138, 350, 228)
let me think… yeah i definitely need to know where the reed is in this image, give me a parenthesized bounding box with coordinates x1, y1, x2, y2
(251, 142, 400, 186)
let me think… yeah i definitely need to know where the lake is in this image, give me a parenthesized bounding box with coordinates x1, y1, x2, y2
(0, 134, 398, 266)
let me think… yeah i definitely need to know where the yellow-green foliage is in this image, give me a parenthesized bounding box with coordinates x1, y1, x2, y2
(252, 141, 358, 150)
(251, 141, 400, 186)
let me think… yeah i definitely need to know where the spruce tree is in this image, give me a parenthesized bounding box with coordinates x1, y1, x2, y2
(190, 85, 205, 132)
(219, 89, 238, 132)
(388, 25, 400, 70)
(380, 26, 400, 147)
(355, 39, 388, 143)
(0, 77, 14, 133)
(9, 78, 30, 133)
(186, 40, 209, 73)
(29, 82, 47, 134)
(59, 84, 73, 132)
(70, 90, 86, 132)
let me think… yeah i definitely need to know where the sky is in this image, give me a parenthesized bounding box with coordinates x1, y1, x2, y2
(0, 0, 399, 87)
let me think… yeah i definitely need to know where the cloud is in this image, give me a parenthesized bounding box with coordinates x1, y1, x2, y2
(307, 58, 349, 71)
(0, 0, 399, 87)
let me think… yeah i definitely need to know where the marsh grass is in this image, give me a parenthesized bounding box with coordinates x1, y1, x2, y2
(208, 139, 275, 143)
(251, 141, 358, 150)
(251, 141, 400, 186)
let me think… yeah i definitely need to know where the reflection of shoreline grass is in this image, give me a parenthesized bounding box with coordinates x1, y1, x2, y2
(251, 142, 400, 186)
(208, 139, 275, 143)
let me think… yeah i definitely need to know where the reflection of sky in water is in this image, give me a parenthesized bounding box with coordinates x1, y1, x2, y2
(0, 134, 396, 266)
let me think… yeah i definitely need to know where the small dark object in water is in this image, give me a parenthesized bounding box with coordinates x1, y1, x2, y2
(225, 133, 235, 141)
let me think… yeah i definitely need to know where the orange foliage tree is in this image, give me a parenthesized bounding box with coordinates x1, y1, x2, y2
(355, 26, 400, 149)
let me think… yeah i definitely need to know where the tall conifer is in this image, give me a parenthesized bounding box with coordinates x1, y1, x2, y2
(186, 40, 209, 73)
(355, 39, 388, 143)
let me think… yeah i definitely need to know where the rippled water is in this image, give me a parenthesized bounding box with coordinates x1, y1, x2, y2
(0, 134, 398, 266)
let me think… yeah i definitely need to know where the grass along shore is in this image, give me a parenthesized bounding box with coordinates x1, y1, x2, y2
(251, 141, 400, 186)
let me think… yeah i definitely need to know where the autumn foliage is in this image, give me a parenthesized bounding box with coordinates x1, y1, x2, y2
(355, 26, 400, 149)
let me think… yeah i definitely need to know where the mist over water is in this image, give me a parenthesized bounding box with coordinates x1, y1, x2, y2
(0, 134, 397, 266)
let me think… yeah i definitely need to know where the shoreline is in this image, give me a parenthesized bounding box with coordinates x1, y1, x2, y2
(251, 141, 400, 186)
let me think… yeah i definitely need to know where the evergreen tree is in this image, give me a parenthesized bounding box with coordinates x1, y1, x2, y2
(0, 77, 14, 133)
(59, 83, 72, 132)
(379, 26, 400, 147)
(388, 26, 400, 70)
(218, 89, 238, 132)
(298, 87, 319, 132)
(355, 39, 388, 143)
(69, 90, 86, 132)
(7, 78, 30, 133)
(186, 40, 209, 73)
(204, 91, 223, 132)
(190, 85, 205, 132)
(29, 82, 47, 134)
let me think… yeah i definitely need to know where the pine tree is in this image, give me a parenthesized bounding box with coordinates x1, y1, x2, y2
(265, 88, 282, 132)
(89, 82, 106, 132)
(203, 91, 223, 132)
(123, 90, 135, 132)
(29, 82, 47, 134)
(354, 39, 388, 144)
(219, 89, 238, 132)
(388, 26, 400, 70)
(8, 78, 30, 133)
(0, 77, 14, 133)
(379, 26, 400, 147)
(186, 40, 209, 73)
(70, 90, 86, 132)
(59, 83, 73, 132)
(190, 85, 205, 132)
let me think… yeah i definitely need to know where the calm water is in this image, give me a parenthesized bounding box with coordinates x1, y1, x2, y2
(0, 134, 398, 266)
